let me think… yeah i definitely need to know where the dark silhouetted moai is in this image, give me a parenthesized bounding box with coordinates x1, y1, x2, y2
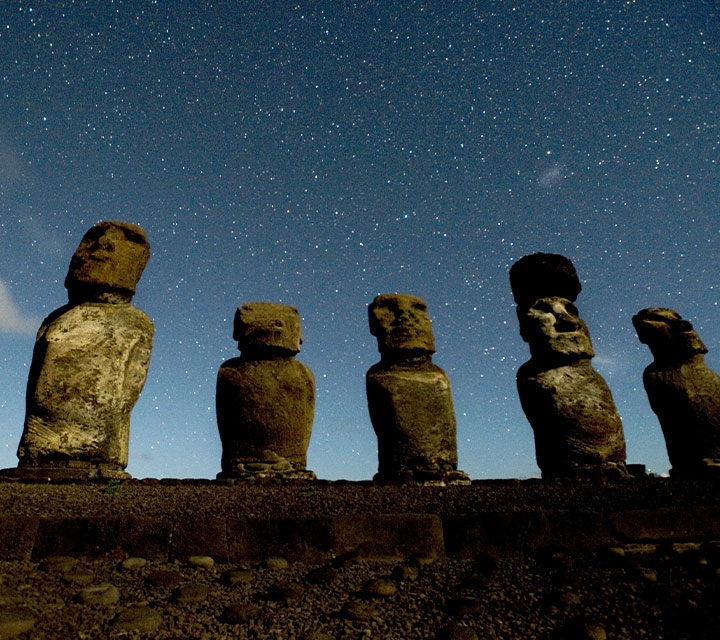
(10, 222, 153, 481)
(366, 294, 469, 484)
(509, 253, 627, 478)
(216, 302, 316, 479)
(633, 307, 720, 476)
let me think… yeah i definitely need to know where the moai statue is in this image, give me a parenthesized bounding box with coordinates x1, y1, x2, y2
(366, 293, 469, 483)
(633, 307, 720, 476)
(10, 222, 153, 481)
(509, 253, 627, 479)
(216, 302, 316, 480)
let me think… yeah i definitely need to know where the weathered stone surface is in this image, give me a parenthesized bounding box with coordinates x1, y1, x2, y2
(233, 301, 302, 355)
(217, 359, 315, 469)
(362, 578, 397, 597)
(121, 557, 147, 571)
(227, 517, 332, 563)
(610, 506, 720, 541)
(172, 583, 209, 604)
(79, 582, 120, 605)
(517, 356, 627, 477)
(510, 256, 627, 478)
(32, 516, 172, 561)
(217, 302, 315, 478)
(366, 294, 467, 483)
(112, 605, 162, 632)
(65, 221, 150, 302)
(16, 221, 153, 479)
(509, 252, 581, 312)
(20, 303, 153, 471)
(187, 555, 214, 570)
(369, 293, 436, 355)
(171, 517, 228, 562)
(0, 608, 36, 638)
(0, 516, 38, 561)
(633, 307, 720, 476)
(332, 514, 445, 561)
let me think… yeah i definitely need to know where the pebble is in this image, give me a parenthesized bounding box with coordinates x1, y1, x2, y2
(122, 557, 147, 571)
(0, 608, 36, 638)
(221, 602, 262, 623)
(112, 605, 162, 632)
(188, 555, 215, 570)
(341, 599, 376, 621)
(172, 583, 209, 604)
(637, 568, 658, 583)
(264, 556, 289, 570)
(220, 569, 253, 585)
(362, 578, 397, 597)
(79, 583, 120, 606)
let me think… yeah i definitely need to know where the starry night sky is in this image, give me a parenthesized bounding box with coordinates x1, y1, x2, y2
(1, 1, 718, 480)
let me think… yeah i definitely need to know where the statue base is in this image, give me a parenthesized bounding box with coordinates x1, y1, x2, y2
(540, 462, 629, 481)
(217, 460, 316, 482)
(1, 460, 130, 483)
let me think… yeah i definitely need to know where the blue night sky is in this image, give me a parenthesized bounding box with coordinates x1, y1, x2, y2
(1, 1, 718, 480)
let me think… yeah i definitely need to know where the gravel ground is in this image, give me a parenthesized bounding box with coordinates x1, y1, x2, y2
(1, 543, 719, 639)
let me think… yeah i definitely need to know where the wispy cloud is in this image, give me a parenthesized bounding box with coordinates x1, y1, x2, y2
(0, 279, 39, 336)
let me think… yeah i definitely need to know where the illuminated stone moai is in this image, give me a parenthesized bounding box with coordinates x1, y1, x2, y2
(633, 308, 720, 476)
(509, 253, 627, 478)
(14, 221, 153, 481)
(366, 294, 469, 483)
(216, 302, 316, 479)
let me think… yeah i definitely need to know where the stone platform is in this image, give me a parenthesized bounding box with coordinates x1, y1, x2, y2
(1, 477, 719, 563)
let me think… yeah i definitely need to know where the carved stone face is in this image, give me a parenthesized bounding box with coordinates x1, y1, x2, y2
(65, 222, 150, 299)
(520, 296, 594, 360)
(233, 302, 302, 355)
(369, 294, 435, 355)
(632, 307, 707, 359)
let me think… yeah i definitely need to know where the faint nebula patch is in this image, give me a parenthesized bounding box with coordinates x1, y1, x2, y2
(537, 163, 566, 188)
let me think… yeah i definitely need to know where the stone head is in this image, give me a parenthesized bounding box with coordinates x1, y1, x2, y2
(65, 221, 150, 302)
(369, 293, 435, 356)
(519, 296, 594, 360)
(233, 302, 302, 356)
(632, 307, 707, 360)
(509, 253, 581, 313)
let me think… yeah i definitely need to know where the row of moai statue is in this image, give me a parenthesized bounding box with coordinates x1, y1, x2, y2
(1, 222, 719, 483)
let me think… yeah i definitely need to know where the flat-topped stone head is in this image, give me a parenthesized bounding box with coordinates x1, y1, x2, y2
(233, 302, 302, 356)
(519, 296, 594, 362)
(369, 294, 435, 356)
(65, 221, 150, 303)
(509, 253, 581, 312)
(632, 307, 707, 362)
